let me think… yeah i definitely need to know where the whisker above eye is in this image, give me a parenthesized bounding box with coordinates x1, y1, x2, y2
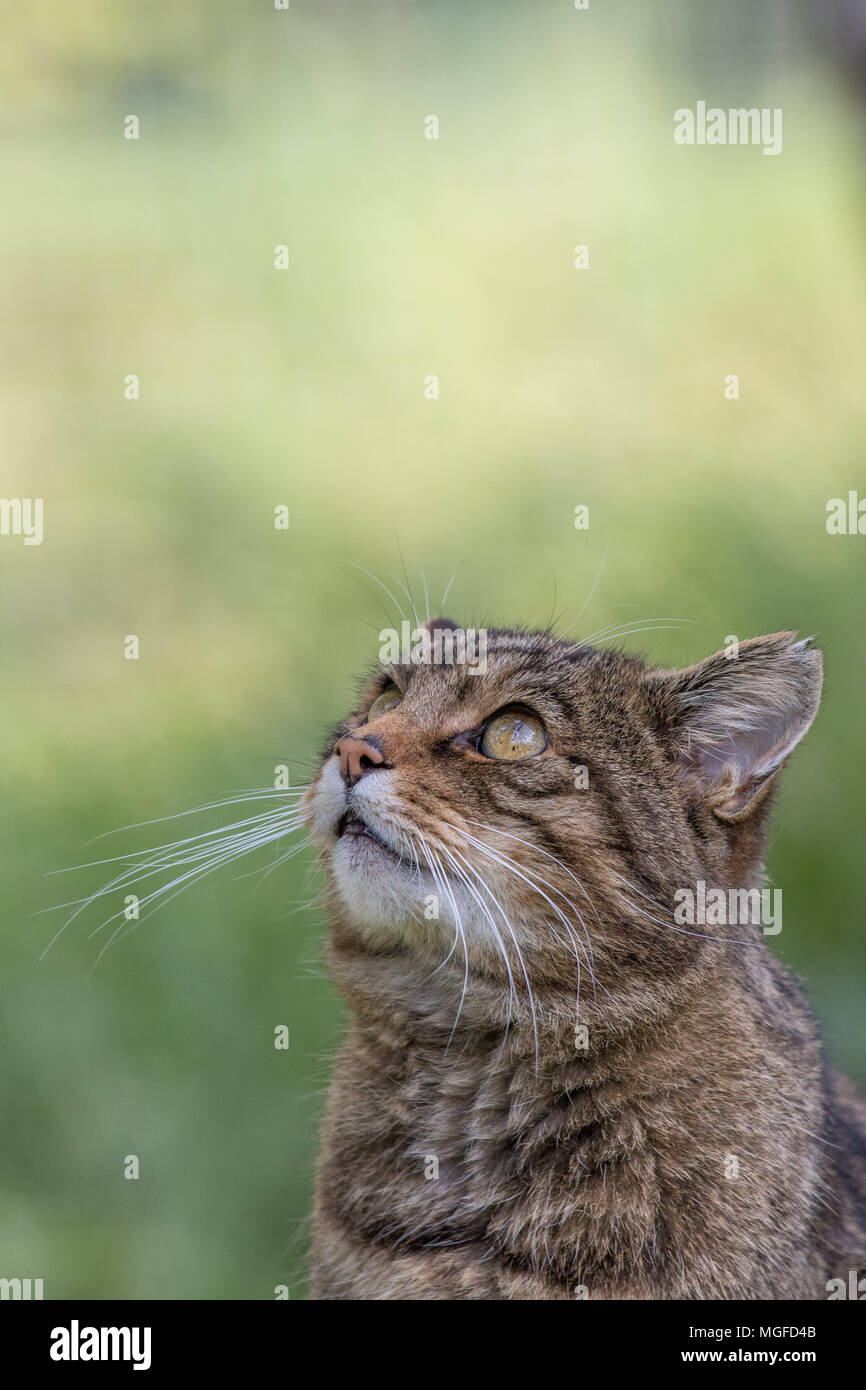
(438, 567, 459, 614)
(346, 561, 408, 628)
(575, 616, 701, 645)
(557, 538, 610, 640)
(419, 569, 431, 627)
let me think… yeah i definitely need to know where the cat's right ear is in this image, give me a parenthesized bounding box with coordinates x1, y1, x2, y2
(651, 632, 822, 820)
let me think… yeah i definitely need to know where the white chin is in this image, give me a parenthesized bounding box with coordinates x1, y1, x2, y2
(328, 829, 497, 948)
(331, 833, 425, 932)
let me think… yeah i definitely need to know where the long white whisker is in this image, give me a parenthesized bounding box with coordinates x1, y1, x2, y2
(439, 568, 458, 613)
(419, 843, 476, 1050)
(461, 833, 607, 1020)
(40, 796, 311, 959)
(83, 788, 307, 844)
(577, 616, 699, 645)
(419, 569, 431, 627)
(47, 805, 307, 877)
(614, 873, 760, 948)
(437, 844, 519, 1032)
(461, 827, 600, 997)
(85, 822, 314, 968)
(442, 844, 539, 1073)
(382, 568, 420, 631)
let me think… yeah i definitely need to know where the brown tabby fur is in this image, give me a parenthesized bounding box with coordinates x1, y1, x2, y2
(302, 626, 866, 1299)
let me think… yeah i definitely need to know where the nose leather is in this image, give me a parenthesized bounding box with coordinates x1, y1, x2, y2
(334, 735, 386, 786)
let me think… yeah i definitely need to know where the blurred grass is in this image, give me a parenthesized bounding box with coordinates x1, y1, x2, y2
(2, 1, 865, 1296)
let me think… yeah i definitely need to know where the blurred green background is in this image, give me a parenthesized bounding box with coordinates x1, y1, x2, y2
(2, 0, 865, 1298)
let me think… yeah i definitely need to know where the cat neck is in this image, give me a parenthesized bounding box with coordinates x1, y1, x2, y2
(325, 906, 735, 1070)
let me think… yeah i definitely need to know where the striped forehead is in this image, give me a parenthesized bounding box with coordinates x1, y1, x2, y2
(384, 631, 594, 720)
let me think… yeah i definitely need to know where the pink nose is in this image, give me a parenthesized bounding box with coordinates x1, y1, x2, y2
(334, 736, 385, 786)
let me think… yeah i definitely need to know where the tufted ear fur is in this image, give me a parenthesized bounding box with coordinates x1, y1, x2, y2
(654, 633, 822, 819)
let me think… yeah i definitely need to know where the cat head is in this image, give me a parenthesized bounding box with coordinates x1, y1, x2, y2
(302, 624, 821, 1038)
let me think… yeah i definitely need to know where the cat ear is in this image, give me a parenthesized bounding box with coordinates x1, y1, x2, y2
(655, 633, 822, 819)
(422, 617, 459, 633)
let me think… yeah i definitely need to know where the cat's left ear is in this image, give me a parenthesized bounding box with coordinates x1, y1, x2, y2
(422, 617, 458, 633)
(652, 632, 822, 820)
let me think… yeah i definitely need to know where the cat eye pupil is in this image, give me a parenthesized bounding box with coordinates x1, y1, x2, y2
(480, 708, 547, 760)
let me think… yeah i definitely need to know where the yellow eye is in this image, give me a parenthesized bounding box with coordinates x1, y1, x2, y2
(366, 684, 402, 720)
(480, 708, 547, 760)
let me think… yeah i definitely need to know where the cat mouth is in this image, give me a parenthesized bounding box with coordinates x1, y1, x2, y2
(336, 812, 406, 864)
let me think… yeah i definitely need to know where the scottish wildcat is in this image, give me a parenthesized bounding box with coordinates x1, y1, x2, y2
(302, 624, 866, 1299)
